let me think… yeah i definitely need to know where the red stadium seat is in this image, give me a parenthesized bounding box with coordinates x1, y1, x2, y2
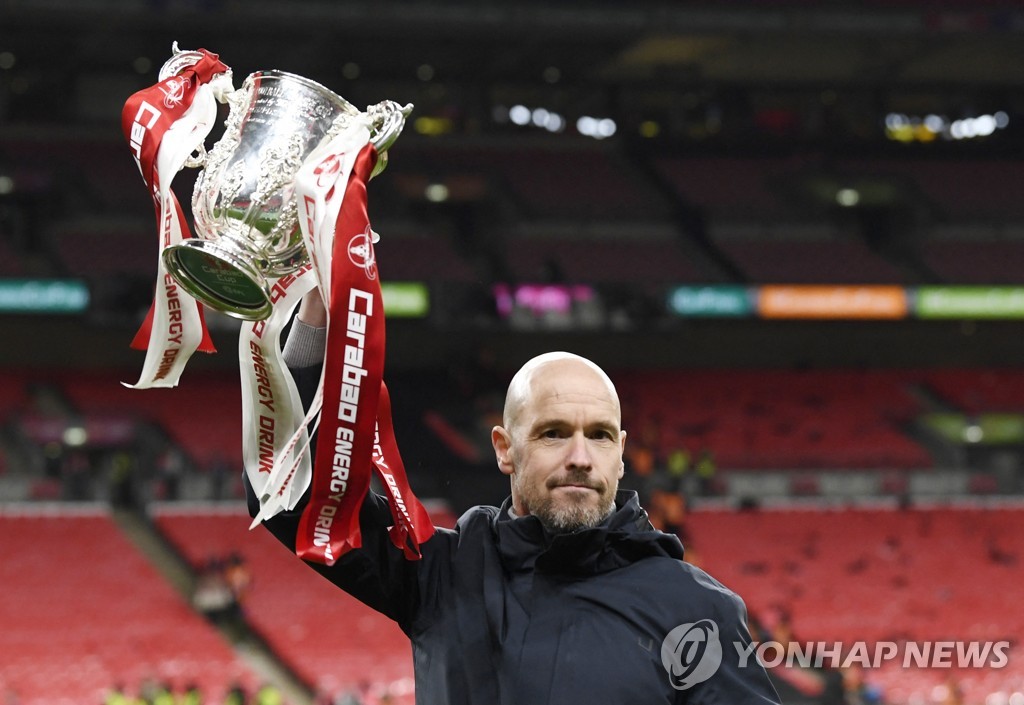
(686, 505, 1024, 705)
(925, 369, 1024, 414)
(0, 509, 259, 705)
(56, 370, 244, 471)
(153, 506, 439, 705)
(616, 369, 931, 471)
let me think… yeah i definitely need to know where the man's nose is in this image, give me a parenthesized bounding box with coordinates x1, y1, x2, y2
(565, 432, 593, 469)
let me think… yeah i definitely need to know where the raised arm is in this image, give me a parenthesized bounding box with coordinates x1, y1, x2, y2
(245, 288, 442, 631)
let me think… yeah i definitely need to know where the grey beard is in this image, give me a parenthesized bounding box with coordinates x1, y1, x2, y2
(519, 494, 616, 534)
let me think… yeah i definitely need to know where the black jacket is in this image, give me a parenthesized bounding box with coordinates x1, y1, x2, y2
(249, 363, 781, 704)
(250, 485, 781, 705)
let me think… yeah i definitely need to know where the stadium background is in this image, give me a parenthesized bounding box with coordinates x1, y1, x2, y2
(1, 0, 1023, 703)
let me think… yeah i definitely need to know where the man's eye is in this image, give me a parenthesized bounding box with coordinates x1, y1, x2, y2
(542, 429, 563, 439)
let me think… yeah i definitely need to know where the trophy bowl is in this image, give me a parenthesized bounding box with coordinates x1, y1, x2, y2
(162, 67, 410, 321)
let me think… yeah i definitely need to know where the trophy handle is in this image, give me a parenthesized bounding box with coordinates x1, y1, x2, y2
(159, 42, 208, 82)
(183, 145, 207, 170)
(369, 101, 413, 151)
(160, 42, 235, 103)
(159, 43, 236, 171)
(366, 101, 413, 179)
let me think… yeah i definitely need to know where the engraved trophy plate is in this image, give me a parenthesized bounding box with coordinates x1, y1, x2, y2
(160, 54, 411, 321)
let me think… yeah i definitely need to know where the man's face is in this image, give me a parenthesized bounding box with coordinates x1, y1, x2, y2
(493, 358, 626, 532)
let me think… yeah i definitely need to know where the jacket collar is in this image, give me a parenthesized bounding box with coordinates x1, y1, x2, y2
(492, 490, 685, 576)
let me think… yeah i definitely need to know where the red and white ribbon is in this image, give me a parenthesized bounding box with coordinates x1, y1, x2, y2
(239, 264, 318, 509)
(248, 120, 436, 561)
(252, 122, 435, 563)
(245, 124, 373, 525)
(121, 49, 232, 388)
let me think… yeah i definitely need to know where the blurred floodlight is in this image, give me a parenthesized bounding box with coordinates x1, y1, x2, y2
(836, 188, 860, 207)
(577, 116, 617, 140)
(924, 114, 945, 132)
(974, 114, 997, 136)
(544, 113, 565, 132)
(887, 110, 1008, 142)
(640, 120, 661, 138)
(63, 425, 88, 447)
(509, 105, 531, 126)
(884, 113, 906, 130)
(424, 183, 449, 203)
(413, 116, 453, 136)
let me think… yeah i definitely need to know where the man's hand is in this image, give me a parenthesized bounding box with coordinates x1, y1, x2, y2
(297, 288, 328, 328)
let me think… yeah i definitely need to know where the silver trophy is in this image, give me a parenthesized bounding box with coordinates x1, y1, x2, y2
(159, 48, 411, 321)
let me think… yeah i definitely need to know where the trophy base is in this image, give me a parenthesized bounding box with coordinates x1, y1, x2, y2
(163, 240, 273, 321)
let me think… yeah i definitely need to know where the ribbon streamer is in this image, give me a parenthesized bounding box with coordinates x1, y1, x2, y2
(290, 131, 435, 564)
(120, 49, 230, 388)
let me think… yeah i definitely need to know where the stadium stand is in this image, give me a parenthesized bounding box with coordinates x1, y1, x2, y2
(837, 159, 1024, 223)
(0, 371, 30, 419)
(924, 369, 1024, 414)
(8, 363, 1024, 514)
(920, 239, 1024, 285)
(152, 504, 458, 704)
(0, 132, 146, 217)
(0, 231, 27, 277)
(501, 229, 719, 285)
(496, 146, 673, 221)
(47, 219, 157, 279)
(375, 228, 481, 283)
(686, 503, 1024, 705)
(398, 139, 673, 222)
(716, 236, 909, 284)
(56, 370, 245, 473)
(615, 369, 932, 470)
(651, 156, 794, 222)
(652, 155, 1024, 226)
(0, 508, 259, 704)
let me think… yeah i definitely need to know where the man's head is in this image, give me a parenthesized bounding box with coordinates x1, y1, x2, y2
(491, 352, 626, 533)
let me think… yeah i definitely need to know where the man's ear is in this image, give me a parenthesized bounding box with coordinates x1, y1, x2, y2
(491, 426, 515, 476)
(618, 429, 627, 479)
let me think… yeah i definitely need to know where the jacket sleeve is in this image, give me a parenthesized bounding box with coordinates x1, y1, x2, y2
(677, 570, 782, 704)
(244, 321, 441, 632)
(246, 473, 427, 630)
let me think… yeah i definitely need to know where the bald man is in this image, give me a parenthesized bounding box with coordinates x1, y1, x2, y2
(248, 298, 782, 705)
(492, 351, 626, 533)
